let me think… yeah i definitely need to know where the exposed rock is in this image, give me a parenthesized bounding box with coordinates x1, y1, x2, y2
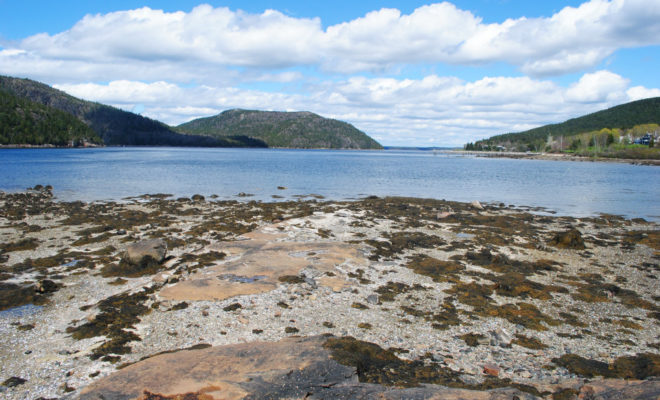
(490, 328, 513, 347)
(124, 239, 167, 266)
(79, 336, 539, 400)
(471, 200, 484, 210)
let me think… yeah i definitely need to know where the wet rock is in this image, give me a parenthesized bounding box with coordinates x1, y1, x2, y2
(124, 239, 167, 266)
(191, 194, 205, 202)
(549, 229, 586, 250)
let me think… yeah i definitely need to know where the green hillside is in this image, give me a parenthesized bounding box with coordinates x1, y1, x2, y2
(470, 97, 660, 152)
(0, 89, 100, 146)
(0, 76, 264, 147)
(176, 109, 383, 149)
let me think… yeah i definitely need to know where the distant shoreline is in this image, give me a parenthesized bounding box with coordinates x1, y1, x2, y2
(446, 150, 660, 166)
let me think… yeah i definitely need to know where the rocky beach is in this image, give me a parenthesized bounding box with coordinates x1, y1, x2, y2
(1, 187, 658, 399)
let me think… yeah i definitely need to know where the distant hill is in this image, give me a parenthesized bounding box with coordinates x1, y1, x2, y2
(0, 76, 265, 147)
(176, 109, 383, 149)
(0, 89, 100, 146)
(472, 97, 660, 150)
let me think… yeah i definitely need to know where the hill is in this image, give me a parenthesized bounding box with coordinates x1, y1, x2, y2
(0, 89, 100, 146)
(0, 76, 265, 148)
(176, 109, 383, 149)
(471, 97, 660, 152)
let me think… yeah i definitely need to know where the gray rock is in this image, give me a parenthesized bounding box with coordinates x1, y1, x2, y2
(471, 200, 484, 210)
(490, 328, 513, 347)
(366, 294, 379, 305)
(124, 239, 167, 266)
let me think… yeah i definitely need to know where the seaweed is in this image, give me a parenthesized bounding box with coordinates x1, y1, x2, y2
(66, 286, 157, 361)
(460, 333, 486, 347)
(1, 237, 40, 253)
(323, 336, 540, 395)
(548, 229, 585, 250)
(553, 353, 660, 379)
(0, 282, 49, 311)
(223, 303, 242, 312)
(278, 275, 306, 284)
(365, 231, 445, 260)
(405, 255, 464, 283)
(512, 334, 548, 350)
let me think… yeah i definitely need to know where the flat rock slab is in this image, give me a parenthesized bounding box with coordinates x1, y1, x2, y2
(79, 335, 539, 400)
(159, 227, 364, 301)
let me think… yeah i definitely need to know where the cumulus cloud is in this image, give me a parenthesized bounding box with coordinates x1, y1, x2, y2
(565, 70, 630, 103)
(627, 86, 660, 101)
(2, 0, 660, 80)
(2, 1, 659, 146)
(54, 70, 658, 147)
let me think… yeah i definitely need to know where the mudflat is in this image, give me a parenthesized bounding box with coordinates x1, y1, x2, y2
(1, 188, 658, 399)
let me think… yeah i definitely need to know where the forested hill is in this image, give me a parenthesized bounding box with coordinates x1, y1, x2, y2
(176, 109, 383, 149)
(473, 97, 660, 150)
(0, 76, 264, 147)
(0, 89, 100, 146)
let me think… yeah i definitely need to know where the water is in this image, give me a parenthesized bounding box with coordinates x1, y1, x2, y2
(1, 147, 658, 221)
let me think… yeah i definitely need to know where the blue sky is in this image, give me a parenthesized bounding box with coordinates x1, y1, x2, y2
(1, 0, 659, 146)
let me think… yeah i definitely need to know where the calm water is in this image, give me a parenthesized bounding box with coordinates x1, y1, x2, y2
(1, 147, 659, 221)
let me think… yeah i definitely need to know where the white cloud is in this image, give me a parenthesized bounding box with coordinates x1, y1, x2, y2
(627, 86, 660, 101)
(564, 70, 629, 103)
(1, 2, 659, 147)
(53, 70, 658, 147)
(2, 1, 660, 80)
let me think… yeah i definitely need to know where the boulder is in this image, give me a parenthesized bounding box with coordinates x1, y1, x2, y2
(124, 239, 167, 266)
(471, 200, 484, 210)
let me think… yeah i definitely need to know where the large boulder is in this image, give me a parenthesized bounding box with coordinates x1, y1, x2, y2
(124, 239, 167, 266)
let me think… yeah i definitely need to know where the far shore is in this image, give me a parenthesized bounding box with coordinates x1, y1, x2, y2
(446, 149, 660, 166)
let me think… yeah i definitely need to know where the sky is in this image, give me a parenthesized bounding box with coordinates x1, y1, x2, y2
(1, 0, 659, 147)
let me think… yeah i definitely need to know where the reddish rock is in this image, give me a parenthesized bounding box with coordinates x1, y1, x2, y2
(483, 364, 500, 377)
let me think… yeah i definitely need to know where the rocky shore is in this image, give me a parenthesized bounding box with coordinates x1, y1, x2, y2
(451, 150, 660, 166)
(0, 187, 658, 399)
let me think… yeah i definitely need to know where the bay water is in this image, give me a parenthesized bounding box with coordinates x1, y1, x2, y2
(1, 147, 658, 221)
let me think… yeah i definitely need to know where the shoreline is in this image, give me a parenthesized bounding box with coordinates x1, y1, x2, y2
(446, 150, 660, 166)
(1, 189, 658, 399)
